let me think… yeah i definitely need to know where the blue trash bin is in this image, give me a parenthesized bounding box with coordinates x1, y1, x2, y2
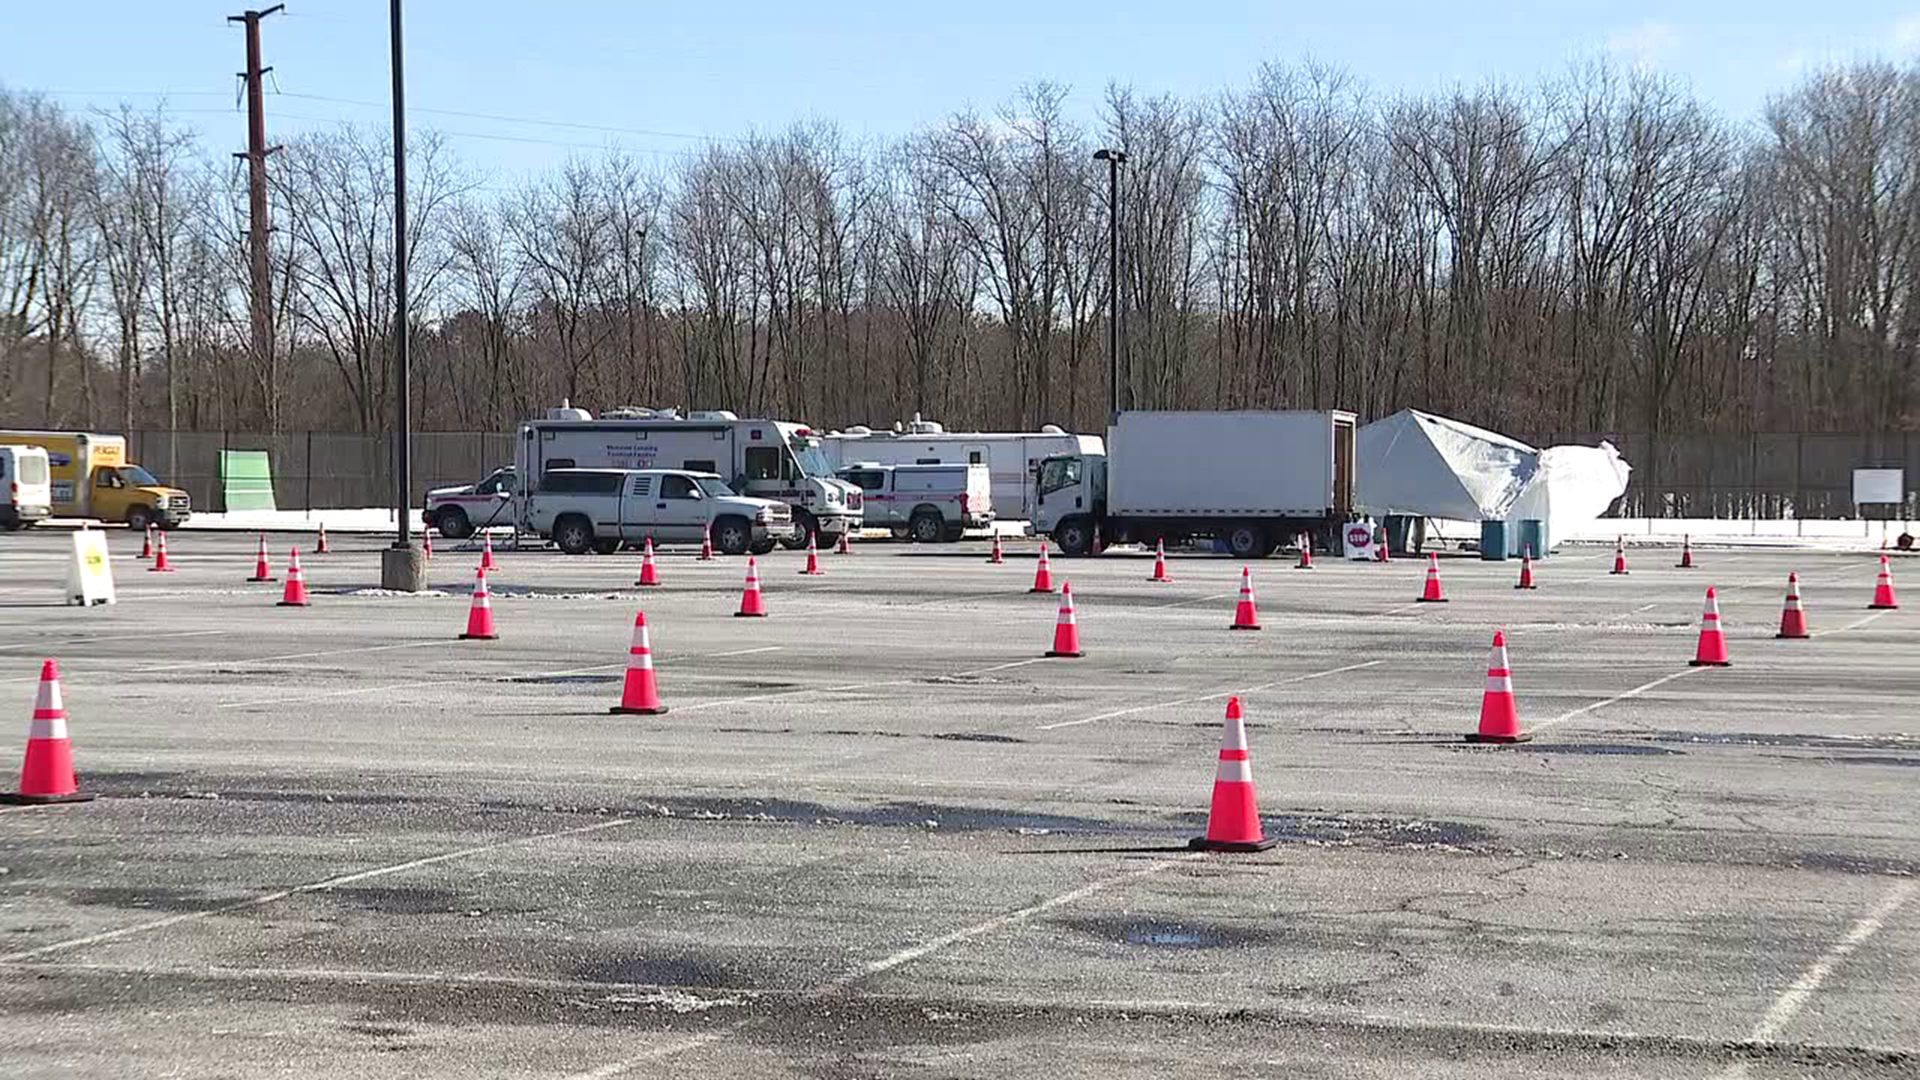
(1480, 519, 1509, 560)
(1518, 519, 1547, 559)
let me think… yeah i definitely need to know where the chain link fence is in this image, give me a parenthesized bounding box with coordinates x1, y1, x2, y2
(127, 431, 515, 513)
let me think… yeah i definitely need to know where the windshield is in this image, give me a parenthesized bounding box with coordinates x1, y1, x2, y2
(789, 440, 834, 479)
(695, 476, 736, 498)
(1037, 456, 1081, 495)
(118, 465, 160, 487)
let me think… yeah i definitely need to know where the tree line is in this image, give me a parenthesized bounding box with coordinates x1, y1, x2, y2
(2, 55, 1917, 442)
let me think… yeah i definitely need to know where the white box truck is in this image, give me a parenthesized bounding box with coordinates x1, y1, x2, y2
(817, 418, 1102, 522)
(514, 407, 861, 547)
(1031, 410, 1358, 558)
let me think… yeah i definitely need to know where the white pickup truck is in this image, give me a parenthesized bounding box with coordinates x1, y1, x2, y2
(525, 468, 790, 555)
(835, 462, 994, 542)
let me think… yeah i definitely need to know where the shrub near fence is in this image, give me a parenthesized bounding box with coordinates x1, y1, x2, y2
(119, 429, 1918, 518)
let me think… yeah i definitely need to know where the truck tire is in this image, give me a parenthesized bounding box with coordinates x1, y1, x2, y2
(909, 510, 945, 544)
(554, 514, 594, 555)
(779, 510, 816, 551)
(125, 505, 154, 533)
(436, 506, 474, 540)
(1226, 523, 1269, 559)
(712, 515, 753, 556)
(1053, 517, 1096, 557)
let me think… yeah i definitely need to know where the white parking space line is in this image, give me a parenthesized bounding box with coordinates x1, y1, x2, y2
(1036, 659, 1383, 731)
(1713, 879, 1918, 1079)
(0, 817, 633, 963)
(1819, 610, 1895, 637)
(1529, 668, 1705, 733)
(1152, 591, 1231, 610)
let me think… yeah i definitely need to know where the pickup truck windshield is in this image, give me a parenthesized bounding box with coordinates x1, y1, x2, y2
(118, 465, 161, 486)
(696, 476, 736, 497)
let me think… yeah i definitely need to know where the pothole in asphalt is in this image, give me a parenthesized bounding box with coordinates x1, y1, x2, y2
(1511, 744, 1686, 757)
(1060, 915, 1272, 950)
(1654, 731, 1920, 751)
(929, 732, 1025, 744)
(499, 674, 621, 685)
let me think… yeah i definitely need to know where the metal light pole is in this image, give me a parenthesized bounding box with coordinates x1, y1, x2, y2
(380, 0, 425, 589)
(1094, 149, 1127, 421)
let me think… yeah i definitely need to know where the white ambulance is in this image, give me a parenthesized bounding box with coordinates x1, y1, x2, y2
(817, 417, 1102, 523)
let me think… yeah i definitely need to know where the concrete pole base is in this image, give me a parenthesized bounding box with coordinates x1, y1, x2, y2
(380, 545, 429, 592)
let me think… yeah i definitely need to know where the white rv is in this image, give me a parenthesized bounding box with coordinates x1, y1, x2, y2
(817, 417, 1102, 522)
(514, 407, 861, 547)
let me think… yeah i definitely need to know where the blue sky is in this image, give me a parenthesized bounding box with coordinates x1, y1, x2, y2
(5, 1, 1918, 184)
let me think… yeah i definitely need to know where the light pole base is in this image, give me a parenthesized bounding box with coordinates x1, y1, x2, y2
(380, 544, 428, 592)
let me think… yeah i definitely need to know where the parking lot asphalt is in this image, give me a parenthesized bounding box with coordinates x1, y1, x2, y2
(0, 529, 1915, 1078)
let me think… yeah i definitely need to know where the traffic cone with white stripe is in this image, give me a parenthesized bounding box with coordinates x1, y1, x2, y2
(1610, 537, 1629, 575)
(1230, 566, 1261, 630)
(1045, 581, 1083, 657)
(609, 611, 667, 715)
(1295, 534, 1314, 570)
(1466, 631, 1530, 743)
(800, 535, 824, 575)
(735, 556, 767, 617)
(277, 548, 310, 607)
(1689, 587, 1730, 666)
(1515, 547, 1537, 589)
(316, 521, 331, 554)
(1776, 573, 1809, 639)
(3, 660, 91, 805)
(1870, 555, 1899, 610)
(1149, 539, 1172, 582)
(1190, 697, 1275, 852)
(987, 532, 1004, 564)
(247, 534, 276, 582)
(424, 531, 434, 562)
(1029, 542, 1054, 593)
(698, 524, 715, 561)
(1375, 525, 1391, 562)
(480, 531, 496, 571)
(460, 567, 498, 640)
(637, 537, 661, 587)
(138, 525, 153, 560)
(1417, 552, 1447, 602)
(1676, 535, 1694, 569)
(149, 530, 173, 572)
(836, 530, 852, 555)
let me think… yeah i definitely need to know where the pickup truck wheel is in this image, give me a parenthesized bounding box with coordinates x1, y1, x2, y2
(554, 515, 594, 556)
(1054, 517, 1095, 557)
(125, 506, 154, 533)
(713, 515, 753, 556)
(909, 511, 944, 544)
(436, 506, 474, 540)
(1226, 523, 1269, 559)
(779, 510, 816, 551)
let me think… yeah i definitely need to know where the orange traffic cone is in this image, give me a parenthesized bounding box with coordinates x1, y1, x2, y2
(800, 536, 824, 575)
(461, 567, 498, 640)
(1417, 553, 1447, 602)
(1676, 535, 1694, 569)
(316, 521, 330, 554)
(278, 547, 310, 607)
(609, 611, 667, 715)
(1149, 539, 1172, 582)
(1045, 581, 1084, 657)
(1295, 533, 1314, 570)
(637, 537, 661, 587)
(480, 531, 496, 571)
(1610, 537, 1629, 575)
(1776, 573, 1809, 639)
(247, 534, 276, 582)
(3, 660, 92, 805)
(423, 532, 433, 562)
(736, 556, 767, 617)
(1515, 547, 1537, 589)
(698, 524, 715, 561)
(988, 532, 1004, 564)
(1870, 555, 1899, 609)
(1689, 587, 1730, 666)
(1375, 525, 1391, 563)
(1466, 631, 1530, 743)
(138, 525, 153, 560)
(836, 530, 852, 555)
(1190, 697, 1275, 852)
(1029, 542, 1054, 593)
(1230, 566, 1261, 630)
(149, 530, 174, 572)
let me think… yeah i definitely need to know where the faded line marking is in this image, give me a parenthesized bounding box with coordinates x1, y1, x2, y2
(1819, 610, 1894, 637)
(1713, 879, 1918, 1079)
(1152, 591, 1231, 610)
(0, 818, 631, 963)
(1530, 668, 1704, 733)
(133, 639, 443, 673)
(0, 629, 227, 654)
(1037, 660, 1383, 731)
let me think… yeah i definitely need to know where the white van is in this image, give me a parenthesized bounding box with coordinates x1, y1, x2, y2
(836, 462, 994, 542)
(0, 445, 53, 530)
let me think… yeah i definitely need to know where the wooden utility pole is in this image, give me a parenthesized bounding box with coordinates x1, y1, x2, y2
(228, 5, 284, 400)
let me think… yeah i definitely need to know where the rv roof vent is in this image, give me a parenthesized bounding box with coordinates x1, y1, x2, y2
(651, 407, 680, 420)
(906, 419, 944, 434)
(1040, 424, 1066, 435)
(548, 406, 593, 421)
(844, 425, 872, 436)
(602, 407, 653, 420)
(690, 409, 739, 421)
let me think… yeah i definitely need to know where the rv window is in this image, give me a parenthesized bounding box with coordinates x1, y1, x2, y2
(969, 451, 983, 465)
(0, 457, 6, 479)
(845, 470, 885, 492)
(744, 447, 781, 481)
(660, 474, 698, 499)
(682, 459, 717, 474)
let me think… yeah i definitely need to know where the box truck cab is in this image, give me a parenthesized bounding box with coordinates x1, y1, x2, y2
(515, 407, 860, 547)
(0, 431, 190, 530)
(1034, 410, 1356, 558)
(835, 461, 994, 541)
(0, 445, 53, 530)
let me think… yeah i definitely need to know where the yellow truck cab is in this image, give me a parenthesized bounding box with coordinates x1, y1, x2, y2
(0, 431, 191, 530)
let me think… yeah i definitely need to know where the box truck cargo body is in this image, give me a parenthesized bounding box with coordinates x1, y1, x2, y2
(1032, 410, 1356, 558)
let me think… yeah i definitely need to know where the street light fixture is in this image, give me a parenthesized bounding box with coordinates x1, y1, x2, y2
(1094, 149, 1128, 420)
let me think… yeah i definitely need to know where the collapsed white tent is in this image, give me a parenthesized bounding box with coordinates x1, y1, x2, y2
(1356, 409, 1630, 553)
